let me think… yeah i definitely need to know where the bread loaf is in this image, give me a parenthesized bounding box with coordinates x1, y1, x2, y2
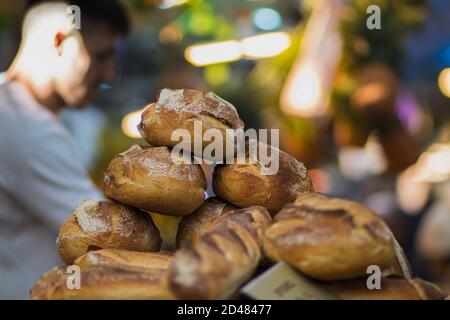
(138, 89, 244, 159)
(213, 143, 314, 214)
(29, 265, 173, 300)
(57, 199, 161, 264)
(326, 277, 445, 300)
(167, 206, 272, 299)
(176, 197, 236, 248)
(74, 249, 173, 273)
(103, 144, 206, 216)
(263, 193, 396, 280)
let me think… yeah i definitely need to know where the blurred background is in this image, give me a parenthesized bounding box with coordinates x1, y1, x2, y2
(1, 0, 449, 290)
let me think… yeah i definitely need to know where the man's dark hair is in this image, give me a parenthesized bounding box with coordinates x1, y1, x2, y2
(26, 0, 130, 36)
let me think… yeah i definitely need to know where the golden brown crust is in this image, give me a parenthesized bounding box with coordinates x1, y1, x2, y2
(29, 265, 173, 300)
(167, 206, 272, 299)
(176, 197, 236, 248)
(326, 277, 445, 300)
(56, 199, 162, 264)
(102, 145, 206, 216)
(213, 144, 314, 214)
(263, 193, 396, 281)
(29, 266, 66, 300)
(74, 249, 173, 273)
(138, 89, 244, 158)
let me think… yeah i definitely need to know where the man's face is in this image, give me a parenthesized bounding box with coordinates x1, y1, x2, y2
(54, 25, 122, 108)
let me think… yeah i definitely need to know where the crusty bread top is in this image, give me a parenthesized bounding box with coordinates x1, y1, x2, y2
(73, 199, 157, 244)
(29, 266, 67, 300)
(269, 193, 393, 246)
(153, 88, 244, 129)
(213, 142, 314, 214)
(74, 249, 173, 273)
(289, 193, 389, 230)
(30, 265, 172, 300)
(56, 199, 159, 249)
(109, 144, 205, 184)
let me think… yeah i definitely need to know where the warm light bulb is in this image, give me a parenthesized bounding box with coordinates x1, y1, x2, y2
(438, 67, 450, 98)
(241, 32, 291, 59)
(184, 41, 242, 66)
(281, 64, 323, 117)
(121, 109, 145, 138)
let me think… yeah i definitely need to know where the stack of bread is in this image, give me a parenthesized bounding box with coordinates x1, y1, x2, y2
(30, 89, 446, 300)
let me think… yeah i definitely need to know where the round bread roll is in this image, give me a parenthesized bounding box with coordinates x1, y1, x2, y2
(74, 249, 173, 273)
(102, 144, 207, 216)
(29, 265, 173, 300)
(138, 89, 244, 160)
(263, 193, 396, 281)
(326, 277, 445, 300)
(57, 199, 162, 264)
(213, 143, 314, 214)
(176, 197, 236, 248)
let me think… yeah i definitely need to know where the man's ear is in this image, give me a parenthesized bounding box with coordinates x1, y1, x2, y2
(54, 32, 66, 56)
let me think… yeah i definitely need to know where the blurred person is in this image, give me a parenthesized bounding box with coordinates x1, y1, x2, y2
(0, 0, 129, 299)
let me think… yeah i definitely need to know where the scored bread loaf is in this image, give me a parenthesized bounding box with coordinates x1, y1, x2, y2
(326, 277, 445, 300)
(213, 142, 314, 214)
(138, 88, 244, 159)
(263, 193, 396, 281)
(176, 197, 236, 248)
(57, 199, 162, 265)
(103, 144, 206, 216)
(29, 264, 173, 300)
(167, 206, 272, 299)
(74, 249, 173, 273)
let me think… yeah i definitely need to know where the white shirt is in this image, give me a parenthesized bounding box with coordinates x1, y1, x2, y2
(0, 80, 102, 299)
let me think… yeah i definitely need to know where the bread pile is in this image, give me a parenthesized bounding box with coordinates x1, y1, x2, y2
(30, 89, 445, 300)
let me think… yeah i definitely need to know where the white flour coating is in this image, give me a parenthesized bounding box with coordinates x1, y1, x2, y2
(118, 145, 202, 182)
(141, 157, 171, 171)
(157, 89, 184, 112)
(75, 201, 110, 235)
(156, 89, 241, 126)
(119, 144, 143, 155)
(87, 251, 99, 264)
(116, 211, 134, 238)
(174, 254, 199, 287)
(141, 154, 200, 182)
(116, 210, 149, 243)
(56, 233, 78, 242)
(289, 182, 302, 195)
(288, 156, 308, 180)
(171, 165, 199, 183)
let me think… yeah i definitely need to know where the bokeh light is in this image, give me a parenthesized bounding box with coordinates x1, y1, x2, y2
(204, 64, 231, 86)
(438, 67, 450, 98)
(121, 109, 145, 138)
(252, 8, 282, 31)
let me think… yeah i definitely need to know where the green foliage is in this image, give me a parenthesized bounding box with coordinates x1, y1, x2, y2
(340, 0, 427, 71)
